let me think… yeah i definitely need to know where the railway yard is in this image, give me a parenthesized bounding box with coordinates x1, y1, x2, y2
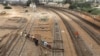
(0, 4, 100, 56)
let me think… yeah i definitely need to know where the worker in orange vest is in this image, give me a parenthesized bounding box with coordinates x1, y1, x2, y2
(75, 31, 79, 37)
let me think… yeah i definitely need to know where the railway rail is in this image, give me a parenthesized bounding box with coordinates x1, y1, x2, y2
(46, 7, 100, 45)
(70, 10, 100, 22)
(50, 9, 93, 56)
(17, 18, 34, 56)
(52, 18, 64, 56)
(60, 9, 100, 29)
(5, 18, 34, 56)
(0, 18, 27, 56)
(0, 31, 18, 56)
(43, 6, 100, 29)
(59, 10, 100, 45)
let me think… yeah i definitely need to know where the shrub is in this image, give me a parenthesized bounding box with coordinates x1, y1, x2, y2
(4, 6, 12, 9)
(90, 9, 100, 15)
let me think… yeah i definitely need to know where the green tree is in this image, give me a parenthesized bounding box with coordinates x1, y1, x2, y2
(26, 0, 31, 6)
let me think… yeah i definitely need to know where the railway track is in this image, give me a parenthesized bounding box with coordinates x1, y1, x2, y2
(43, 6, 100, 29)
(70, 10, 100, 22)
(17, 18, 34, 56)
(50, 9, 93, 56)
(59, 10, 100, 45)
(45, 6, 100, 45)
(52, 18, 64, 56)
(0, 19, 27, 56)
(0, 31, 18, 56)
(5, 18, 34, 56)
(60, 9, 100, 29)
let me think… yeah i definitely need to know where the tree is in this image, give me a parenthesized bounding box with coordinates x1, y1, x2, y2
(65, 0, 72, 4)
(26, 0, 31, 6)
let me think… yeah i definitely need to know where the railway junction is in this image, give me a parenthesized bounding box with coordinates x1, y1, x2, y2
(0, 0, 100, 56)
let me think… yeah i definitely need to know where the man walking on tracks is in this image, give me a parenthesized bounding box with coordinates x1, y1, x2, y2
(75, 31, 79, 38)
(32, 36, 39, 46)
(26, 34, 30, 38)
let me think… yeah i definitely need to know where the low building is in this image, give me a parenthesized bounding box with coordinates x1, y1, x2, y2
(0, 0, 4, 3)
(1, 0, 28, 5)
(39, 0, 65, 3)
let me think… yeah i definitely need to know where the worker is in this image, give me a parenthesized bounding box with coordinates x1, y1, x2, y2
(23, 30, 27, 37)
(43, 41, 52, 49)
(23, 33, 27, 37)
(31, 35, 35, 40)
(41, 40, 52, 49)
(75, 31, 79, 38)
(32, 36, 39, 46)
(0, 38, 1, 42)
(43, 41, 48, 47)
(33, 3, 36, 12)
(26, 34, 30, 38)
(19, 32, 23, 37)
(47, 44, 52, 49)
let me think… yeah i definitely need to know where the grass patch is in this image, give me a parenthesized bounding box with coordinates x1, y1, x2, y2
(69, 2, 100, 15)
(90, 9, 100, 15)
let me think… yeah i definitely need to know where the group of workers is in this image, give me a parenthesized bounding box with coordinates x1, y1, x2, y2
(20, 32, 51, 49)
(19, 31, 79, 49)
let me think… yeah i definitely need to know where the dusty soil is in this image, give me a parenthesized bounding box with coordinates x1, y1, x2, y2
(58, 11, 100, 56)
(68, 10, 100, 27)
(95, 15, 100, 21)
(0, 5, 54, 56)
(0, 4, 99, 56)
(0, 5, 31, 55)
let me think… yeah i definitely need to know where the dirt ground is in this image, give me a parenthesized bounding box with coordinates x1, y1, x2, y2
(95, 15, 100, 21)
(0, 4, 100, 56)
(68, 10, 100, 27)
(0, 4, 54, 56)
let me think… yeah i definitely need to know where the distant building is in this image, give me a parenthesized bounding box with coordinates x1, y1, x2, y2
(7, 0, 28, 3)
(0, 0, 4, 3)
(39, 0, 65, 3)
(70, 0, 87, 3)
(85, 0, 100, 3)
(34, 0, 39, 5)
(0, 0, 28, 5)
